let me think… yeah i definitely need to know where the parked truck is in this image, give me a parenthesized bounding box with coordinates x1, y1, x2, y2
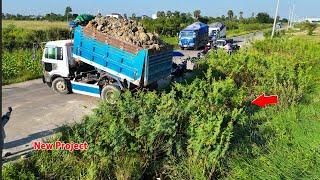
(179, 22, 209, 50)
(41, 26, 173, 103)
(208, 22, 226, 42)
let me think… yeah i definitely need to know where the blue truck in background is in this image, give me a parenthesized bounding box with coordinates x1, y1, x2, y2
(179, 22, 209, 50)
(41, 26, 173, 103)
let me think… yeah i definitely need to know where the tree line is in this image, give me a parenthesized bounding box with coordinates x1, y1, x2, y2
(3, 7, 288, 37)
(141, 10, 286, 36)
(2, 6, 74, 21)
(3, 7, 287, 24)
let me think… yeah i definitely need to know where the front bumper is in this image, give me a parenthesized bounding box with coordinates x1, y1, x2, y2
(180, 43, 195, 48)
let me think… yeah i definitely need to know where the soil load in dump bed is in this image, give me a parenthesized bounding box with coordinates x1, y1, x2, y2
(85, 14, 170, 54)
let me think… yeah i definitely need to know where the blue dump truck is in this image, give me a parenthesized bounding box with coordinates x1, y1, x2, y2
(41, 26, 173, 103)
(179, 22, 209, 50)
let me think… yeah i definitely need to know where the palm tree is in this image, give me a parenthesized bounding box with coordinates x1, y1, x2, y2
(239, 11, 244, 20)
(194, 10, 201, 19)
(227, 10, 234, 20)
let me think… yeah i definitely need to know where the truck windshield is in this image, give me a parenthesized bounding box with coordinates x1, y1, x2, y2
(211, 30, 217, 36)
(180, 31, 195, 38)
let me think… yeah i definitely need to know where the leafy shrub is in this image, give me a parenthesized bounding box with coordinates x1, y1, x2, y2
(2, 50, 43, 85)
(2, 24, 70, 51)
(302, 22, 317, 35)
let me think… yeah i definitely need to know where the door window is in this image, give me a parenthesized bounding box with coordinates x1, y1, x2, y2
(45, 47, 63, 60)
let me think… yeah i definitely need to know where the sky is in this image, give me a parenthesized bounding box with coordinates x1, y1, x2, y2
(3, 0, 320, 19)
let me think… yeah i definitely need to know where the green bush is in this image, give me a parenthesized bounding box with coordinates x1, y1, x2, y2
(2, 50, 43, 85)
(295, 21, 318, 35)
(2, 24, 70, 51)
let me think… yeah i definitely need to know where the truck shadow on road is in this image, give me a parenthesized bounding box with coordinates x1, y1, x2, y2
(4, 127, 62, 150)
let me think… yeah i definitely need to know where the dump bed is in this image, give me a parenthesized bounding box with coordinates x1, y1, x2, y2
(72, 26, 173, 87)
(182, 22, 209, 35)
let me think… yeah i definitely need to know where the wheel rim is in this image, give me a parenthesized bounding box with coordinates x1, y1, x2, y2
(56, 81, 66, 92)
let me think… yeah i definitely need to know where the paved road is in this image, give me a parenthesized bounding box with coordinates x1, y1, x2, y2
(2, 79, 97, 157)
(173, 31, 265, 63)
(233, 31, 264, 47)
(1, 31, 264, 158)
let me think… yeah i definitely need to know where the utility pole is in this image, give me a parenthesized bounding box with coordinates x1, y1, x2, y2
(290, 4, 295, 27)
(271, 0, 280, 38)
(288, 6, 292, 28)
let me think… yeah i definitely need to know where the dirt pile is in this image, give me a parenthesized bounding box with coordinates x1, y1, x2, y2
(86, 14, 168, 51)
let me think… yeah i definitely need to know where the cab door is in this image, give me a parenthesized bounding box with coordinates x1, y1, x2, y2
(42, 46, 69, 79)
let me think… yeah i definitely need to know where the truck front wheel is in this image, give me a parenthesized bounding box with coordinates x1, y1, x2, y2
(52, 77, 69, 95)
(101, 84, 121, 104)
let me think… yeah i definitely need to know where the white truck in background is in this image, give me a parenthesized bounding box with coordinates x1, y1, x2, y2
(208, 22, 226, 43)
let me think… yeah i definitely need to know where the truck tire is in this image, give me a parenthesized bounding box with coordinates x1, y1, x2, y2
(180, 47, 185, 50)
(101, 84, 121, 104)
(52, 77, 69, 95)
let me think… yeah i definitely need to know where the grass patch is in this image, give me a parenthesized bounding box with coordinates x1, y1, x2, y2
(161, 36, 179, 49)
(2, 50, 43, 85)
(225, 86, 320, 179)
(227, 23, 272, 37)
(221, 34, 320, 179)
(2, 20, 69, 30)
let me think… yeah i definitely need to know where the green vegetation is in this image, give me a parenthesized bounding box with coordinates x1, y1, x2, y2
(2, 24, 70, 85)
(2, 50, 43, 85)
(141, 12, 194, 36)
(223, 36, 320, 179)
(4, 33, 320, 179)
(161, 36, 179, 49)
(141, 10, 273, 37)
(2, 20, 68, 30)
(2, 6, 75, 21)
(3, 24, 70, 51)
(227, 23, 272, 37)
(295, 21, 318, 35)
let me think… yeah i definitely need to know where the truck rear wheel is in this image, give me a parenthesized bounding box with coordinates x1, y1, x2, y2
(52, 77, 69, 95)
(101, 84, 121, 104)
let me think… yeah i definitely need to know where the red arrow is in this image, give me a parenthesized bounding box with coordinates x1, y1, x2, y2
(252, 93, 279, 108)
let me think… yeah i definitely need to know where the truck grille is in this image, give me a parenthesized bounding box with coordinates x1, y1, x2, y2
(181, 39, 189, 45)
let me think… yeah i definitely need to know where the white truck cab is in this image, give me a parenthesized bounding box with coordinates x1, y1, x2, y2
(41, 40, 75, 94)
(208, 22, 226, 42)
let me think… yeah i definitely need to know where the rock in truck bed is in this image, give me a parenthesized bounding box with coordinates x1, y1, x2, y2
(85, 15, 170, 53)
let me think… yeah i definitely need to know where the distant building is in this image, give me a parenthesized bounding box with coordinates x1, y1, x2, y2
(152, 14, 157, 19)
(106, 13, 123, 19)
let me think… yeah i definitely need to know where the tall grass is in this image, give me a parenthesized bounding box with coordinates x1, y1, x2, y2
(2, 50, 43, 85)
(221, 36, 320, 179)
(2, 20, 68, 30)
(228, 23, 272, 37)
(161, 36, 179, 49)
